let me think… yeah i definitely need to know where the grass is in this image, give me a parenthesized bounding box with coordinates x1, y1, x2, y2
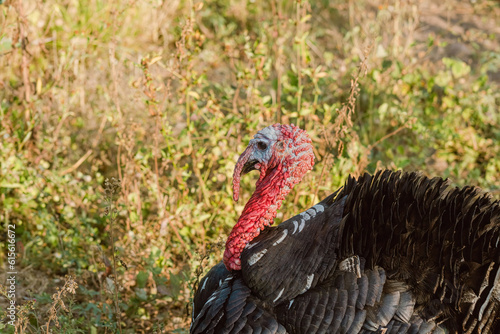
(0, 0, 499, 332)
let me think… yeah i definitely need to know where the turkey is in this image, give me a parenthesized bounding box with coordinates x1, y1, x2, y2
(191, 124, 500, 334)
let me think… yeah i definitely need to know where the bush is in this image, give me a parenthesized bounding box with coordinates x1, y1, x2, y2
(0, 0, 498, 332)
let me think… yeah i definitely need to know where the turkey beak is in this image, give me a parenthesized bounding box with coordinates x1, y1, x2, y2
(233, 146, 259, 202)
(242, 160, 259, 175)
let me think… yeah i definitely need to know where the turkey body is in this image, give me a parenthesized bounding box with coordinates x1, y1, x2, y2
(191, 171, 500, 334)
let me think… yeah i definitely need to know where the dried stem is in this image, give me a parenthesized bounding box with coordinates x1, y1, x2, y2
(15, 0, 31, 102)
(313, 46, 371, 202)
(104, 178, 123, 334)
(60, 150, 93, 176)
(43, 276, 78, 334)
(296, 0, 302, 124)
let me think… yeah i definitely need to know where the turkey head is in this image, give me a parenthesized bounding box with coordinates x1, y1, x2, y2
(224, 124, 315, 271)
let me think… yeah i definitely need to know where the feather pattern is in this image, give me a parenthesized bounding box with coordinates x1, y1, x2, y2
(192, 171, 500, 333)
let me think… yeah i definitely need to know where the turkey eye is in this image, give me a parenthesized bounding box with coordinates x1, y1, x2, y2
(257, 142, 267, 150)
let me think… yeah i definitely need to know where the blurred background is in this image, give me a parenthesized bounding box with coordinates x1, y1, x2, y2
(0, 0, 499, 332)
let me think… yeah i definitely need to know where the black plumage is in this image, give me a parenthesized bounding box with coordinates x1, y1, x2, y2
(192, 171, 500, 333)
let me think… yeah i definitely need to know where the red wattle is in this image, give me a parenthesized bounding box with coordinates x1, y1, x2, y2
(224, 124, 314, 271)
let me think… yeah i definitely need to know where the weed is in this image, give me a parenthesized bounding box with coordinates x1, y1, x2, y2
(0, 0, 498, 332)
(103, 177, 123, 333)
(43, 276, 79, 333)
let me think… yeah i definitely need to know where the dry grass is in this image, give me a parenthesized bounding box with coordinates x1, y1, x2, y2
(0, 0, 499, 332)
(42, 276, 78, 334)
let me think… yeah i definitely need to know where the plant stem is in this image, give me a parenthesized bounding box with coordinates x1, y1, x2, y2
(296, 0, 302, 125)
(107, 180, 123, 334)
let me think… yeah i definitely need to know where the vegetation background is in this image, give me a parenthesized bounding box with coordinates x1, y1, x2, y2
(0, 0, 499, 332)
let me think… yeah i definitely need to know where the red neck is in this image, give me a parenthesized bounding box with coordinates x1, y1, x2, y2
(223, 165, 290, 271)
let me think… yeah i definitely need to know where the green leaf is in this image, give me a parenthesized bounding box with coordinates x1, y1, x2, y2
(435, 70, 452, 87)
(451, 61, 470, 78)
(135, 288, 148, 301)
(0, 182, 22, 188)
(442, 57, 471, 78)
(136, 271, 149, 288)
(0, 37, 12, 53)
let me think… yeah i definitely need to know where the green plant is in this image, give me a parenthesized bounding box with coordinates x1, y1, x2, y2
(0, 0, 498, 332)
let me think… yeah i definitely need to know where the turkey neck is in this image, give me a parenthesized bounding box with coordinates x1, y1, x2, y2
(224, 165, 292, 271)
